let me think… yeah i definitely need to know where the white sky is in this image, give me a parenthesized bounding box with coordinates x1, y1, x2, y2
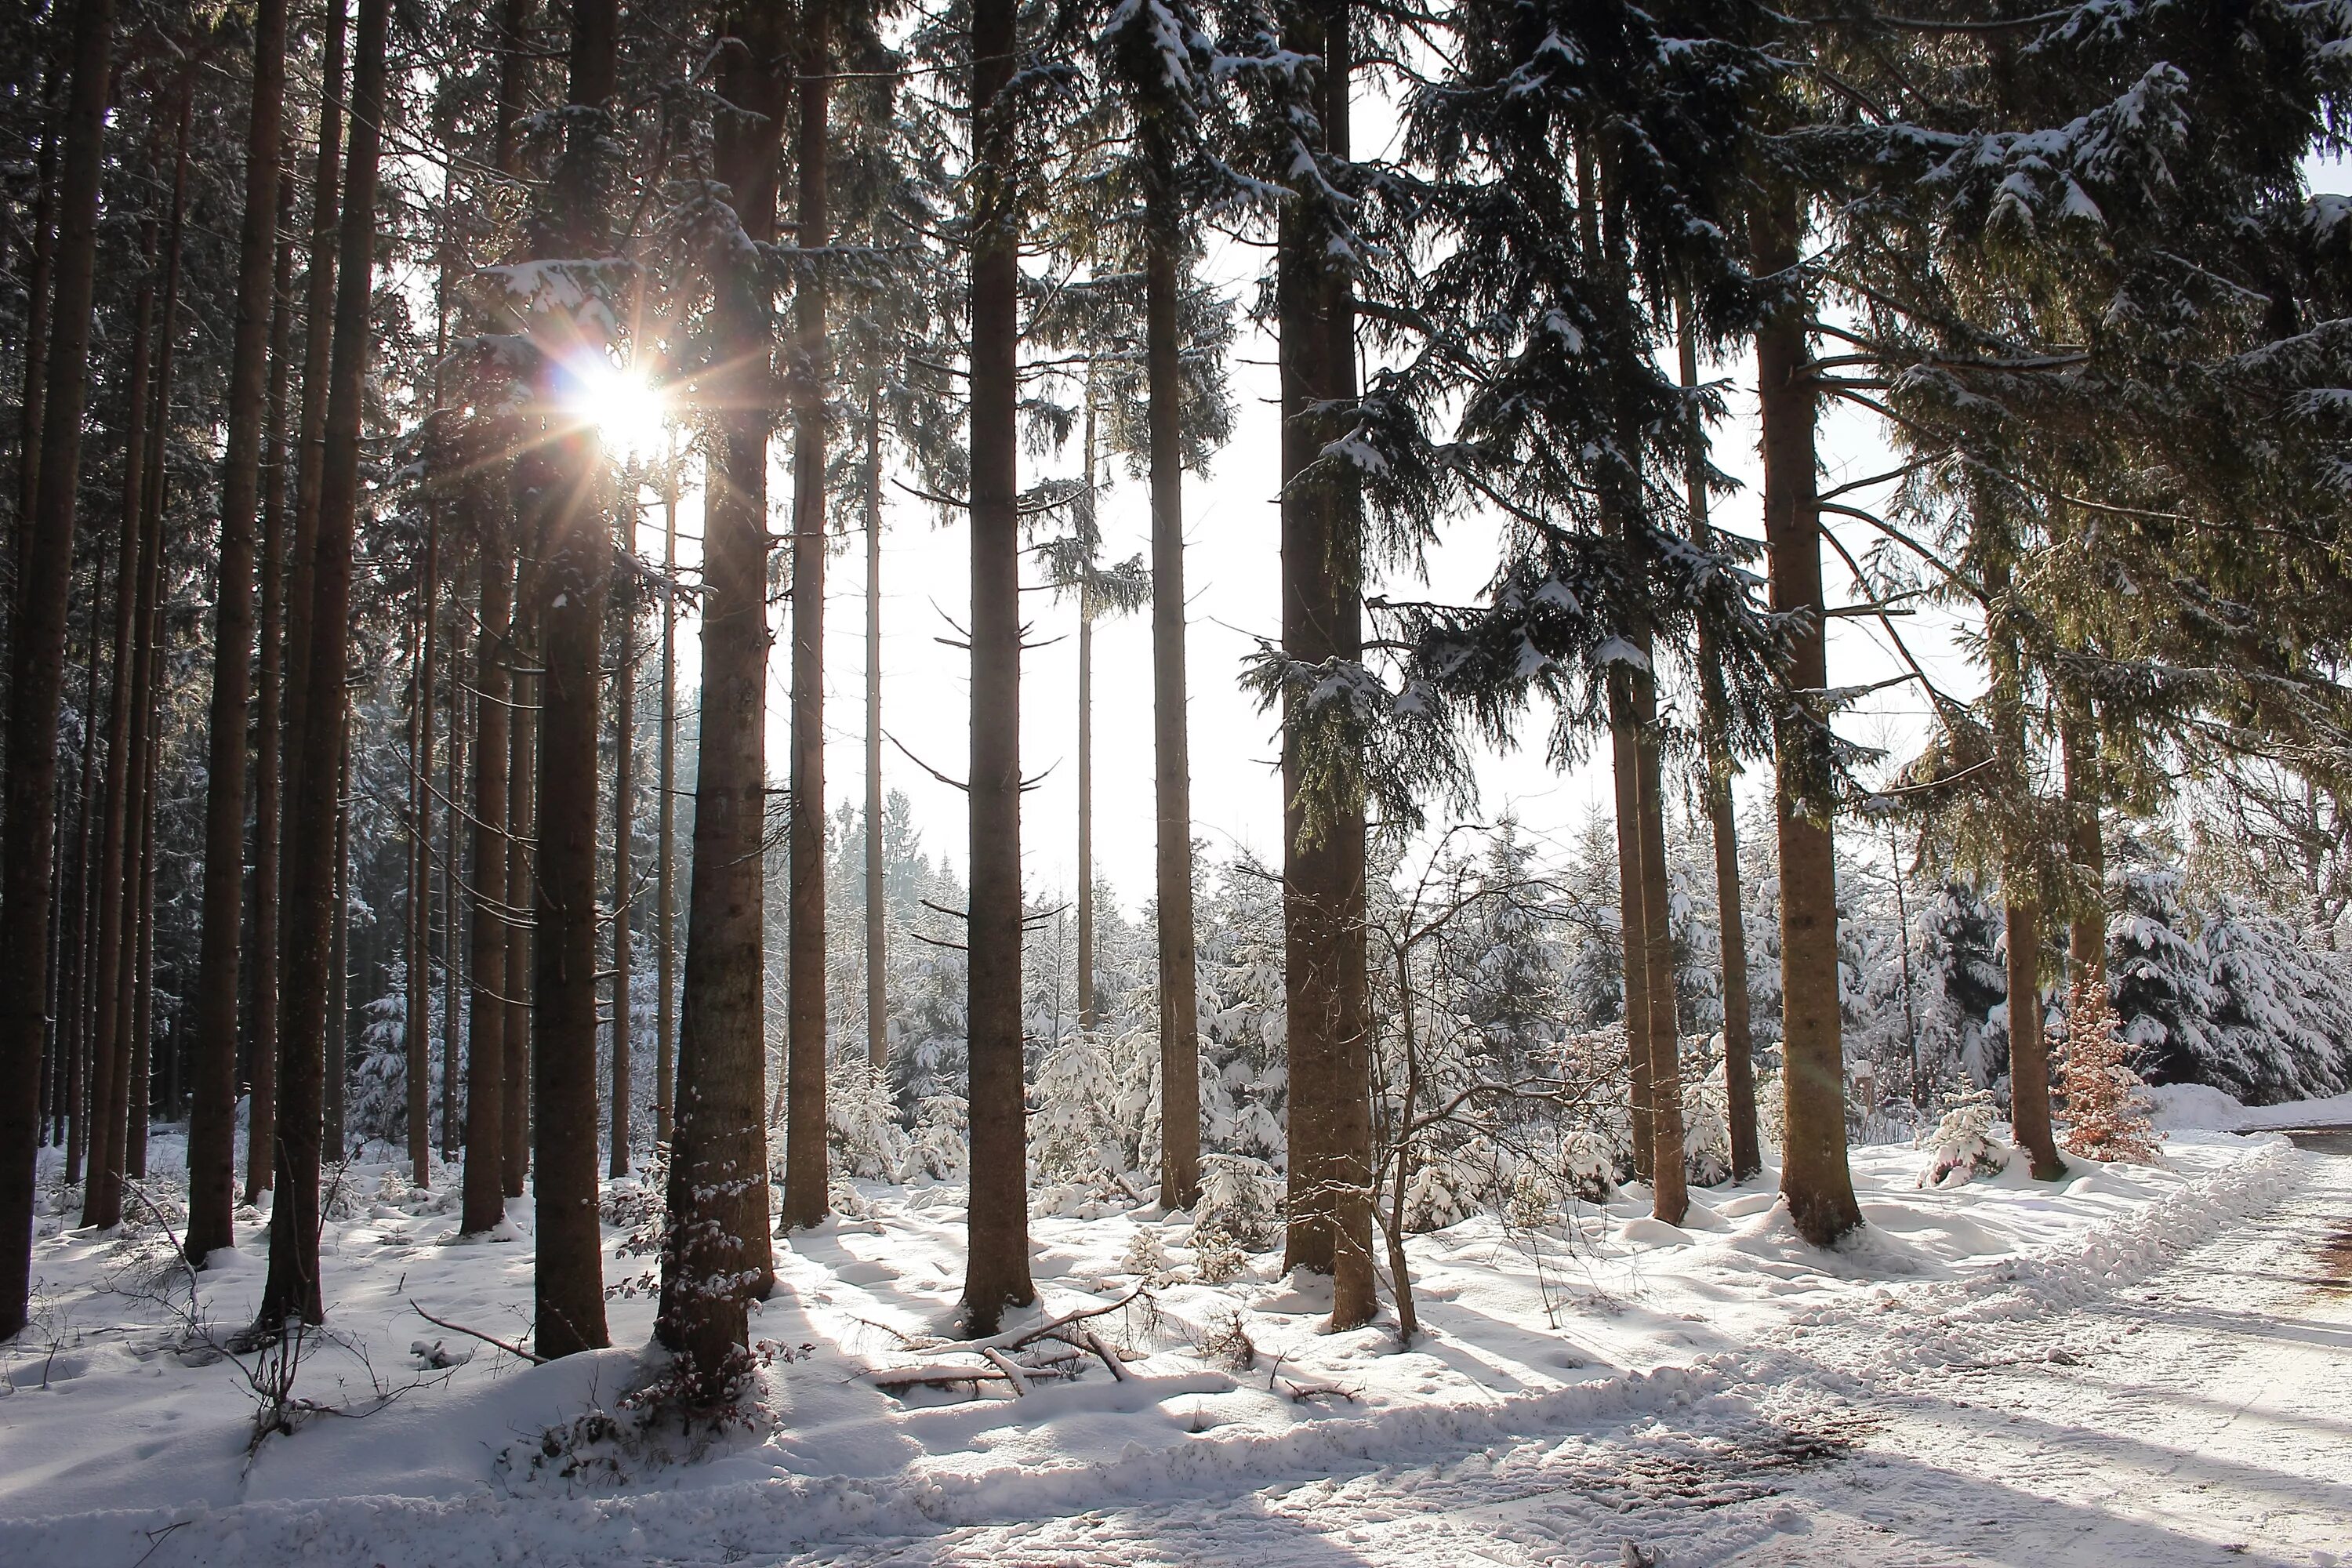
(614, 141, 2352, 916)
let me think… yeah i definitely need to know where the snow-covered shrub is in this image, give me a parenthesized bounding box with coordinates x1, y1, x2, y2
(2063, 990, 2164, 1163)
(1120, 1228, 1171, 1282)
(1504, 1167, 1556, 1228)
(1189, 1223, 1245, 1284)
(1916, 1089, 2009, 1188)
(1032, 1033, 1124, 1187)
(828, 1058, 909, 1181)
(1557, 1127, 1618, 1202)
(1193, 1152, 1281, 1247)
(907, 1094, 968, 1181)
(1682, 1056, 1733, 1187)
(1403, 1133, 1500, 1232)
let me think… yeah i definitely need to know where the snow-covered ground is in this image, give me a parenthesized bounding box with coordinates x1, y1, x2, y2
(2, 1122, 2343, 1566)
(2147, 1080, 2352, 1134)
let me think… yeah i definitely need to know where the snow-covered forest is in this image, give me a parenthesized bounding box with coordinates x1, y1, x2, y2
(5, 0, 2352, 1563)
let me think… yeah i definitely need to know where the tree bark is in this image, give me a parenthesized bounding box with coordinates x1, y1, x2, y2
(659, 458, 679, 1140)
(1145, 184, 1200, 1210)
(251, 163, 297, 1207)
(961, 0, 1038, 1337)
(1679, 309, 1760, 1182)
(2059, 696, 2107, 1098)
(462, 533, 512, 1232)
(780, 0, 833, 1231)
(188, 0, 292, 1265)
(1076, 403, 1095, 1036)
(267, 0, 351, 1209)
(525, 0, 619, 1362)
(1608, 689, 1655, 1185)
(608, 568, 635, 1180)
(253, 0, 389, 1336)
(862, 405, 886, 1074)
(1754, 184, 1861, 1247)
(12, 72, 60, 570)
(504, 593, 535, 1196)
(1277, 0, 1374, 1328)
(409, 512, 440, 1181)
(1987, 557, 2063, 1179)
(326, 725, 351, 1157)
(659, 0, 784, 1396)
(442, 622, 467, 1156)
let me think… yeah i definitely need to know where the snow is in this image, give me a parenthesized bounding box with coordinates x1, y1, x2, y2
(2144, 1080, 2352, 1132)
(0, 1127, 2334, 1566)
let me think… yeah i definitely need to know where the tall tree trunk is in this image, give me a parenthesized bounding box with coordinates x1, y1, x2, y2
(253, 0, 388, 1336)
(962, 0, 1038, 1337)
(1754, 184, 1861, 1247)
(2059, 695, 2107, 1099)
(1608, 689, 1655, 1184)
(659, 456, 679, 1140)
(408, 515, 440, 1181)
(1278, 0, 1374, 1328)
(504, 595, 535, 1195)
(442, 630, 466, 1156)
(129, 626, 162, 1182)
(1679, 310, 1759, 1182)
(1076, 404, 1094, 1036)
(267, 0, 351, 1208)
(862, 405, 886, 1073)
(327, 728, 351, 1158)
(780, 0, 834, 1231)
(63, 612, 103, 1179)
(251, 164, 297, 1207)
(661, 0, 786, 1391)
(461, 534, 513, 1232)
(13, 75, 60, 568)
(608, 568, 635, 1180)
(1987, 556, 2063, 1179)
(526, 0, 619, 1362)
(1632, 687, 1689, 1221)
(81, 214, 157, 1236)
(1145, 180, 1200, 1210)
(188, 0, 292, 1265)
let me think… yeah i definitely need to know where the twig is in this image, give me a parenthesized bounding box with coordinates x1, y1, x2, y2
(408, 1298, 545, 1365)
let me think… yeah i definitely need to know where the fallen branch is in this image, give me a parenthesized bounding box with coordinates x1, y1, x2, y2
(408, 1299, 543, 1365)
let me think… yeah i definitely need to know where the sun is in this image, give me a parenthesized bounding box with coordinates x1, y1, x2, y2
(561, 354, 672, 461)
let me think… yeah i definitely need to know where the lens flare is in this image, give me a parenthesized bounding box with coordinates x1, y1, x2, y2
(561, 354, 670, 460)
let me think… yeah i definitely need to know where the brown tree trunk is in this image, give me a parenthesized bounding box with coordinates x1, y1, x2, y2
(1277, 0, 1374, 1328)
(862, 407, 886, 1074)
(266, 0, 351, 1209)
(960, 0, 1038, 1336)
(81, 212, 157, 1236)
(253, 0, 388, 1337)
(659, 456, 680, 1139)
(442, 624, 467, 1156)
(408, 514, 440, 1181)
(1987, 557, 2063, 1178)
(526, 0, 619, 1362)
(63, 612, 103, 1180)
(13, 73, 60, 567)
(779, 0, 834, 1231)
(250, 164, 297, 1207)
(658, 0, 784, 1396)
(1608, 691, 1655, 1184)
(608, 568, 635, 1180)
(1076, 404, 1095, 1036)
(1754, 185, 1861, 1247)
(1633, 683, 1689, 1222)
(188, 0, 292, 1265)
(462, 533, 512, 1232)
(504, 596, 535, 1195)
(2060, 698, 2107, 1100)
(1144, 188, 1200, 1209)
(1679, 309, 1761, 1182)
(326, 726, 351, 1157)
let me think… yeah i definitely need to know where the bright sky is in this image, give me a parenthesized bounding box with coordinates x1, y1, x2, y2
(612, 142, 2352, 917)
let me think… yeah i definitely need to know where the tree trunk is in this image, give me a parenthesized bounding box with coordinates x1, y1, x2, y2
(658, 458, 679, 1141)
(1076, 407, 1094, 1036)
(461, 532, 512, 1232)
(80, 216, 157, 1237)
(327, 727, 350, 1158)
(526, 0, 620, 1362)
(442, 624, 467, 1156)
(1754, 183, 1861, 1247)
(408, 514, 440, 1181)
(253, 0, 389, 1337)
(862, 405, 886, 1074)
(187, 0, 292, 1265)
(659, 0, 784, 1396)
(608, 568, 635, 1180)
(504, 595, 535, 1196)
(1679, 309, 1761, 1182)
(1608, 689, 1655, 1185)
(2059, 697, 2107, 1102)
(961, 0, 1037, 1337)
(63, 611, 103, 1180)
(1987, 557, 2063, 1179)
(1145, 185, 1200, 1210)
(267, 0, 351, 1209)
(780, 0, 834, 1231)
(12, 73, 60, 568)
(1633, 683, 1690, 1222)
(250, 164, 297, 1207)
(1277, 0, 1374, 1328)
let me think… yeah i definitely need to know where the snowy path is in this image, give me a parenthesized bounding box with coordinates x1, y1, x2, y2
(765, 1143, 2352, 1568)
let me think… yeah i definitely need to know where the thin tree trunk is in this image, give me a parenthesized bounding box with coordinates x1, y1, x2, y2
(63, 610, 103, 1178)
(658, 455, 680, 1138)
(2060, 696, 2107, 1102)
(608, 568, 635, 1180)
(1608, 690, 1655, 1185)
(1633, 690, 1690, 1222)
(780, 0, 834, 1231)
(13, 76, 60, 568)
(267, 0, 351, 1209)
(253, 0, 388, 1336)
(442, 623, 466, 1156)
(129, 630, 162, 1181)
(660, 0, 786, 1392)
(462, 532, 513, 1232)
(526, 0, 620, 1362)
(1145, 183, 1200, 1209)
(504, 594, 535, 1195)
(862, 405, 885, 1074)
(82, 216, 159, 1236)
(327, 727, 351, 1158)
(188, 0, 292, 1264)
(409, 514, 440, 1180)
(1754, 183, 1861, 1247)
(1076, 385, 1098, 1037)
(1987, 556, 2063, 1178)
(961, 0, 1037, 1337)
(251, 164, 296, 1207)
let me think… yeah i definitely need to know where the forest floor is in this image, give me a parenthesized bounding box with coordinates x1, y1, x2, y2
(1, 1112, 2345, 1567)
